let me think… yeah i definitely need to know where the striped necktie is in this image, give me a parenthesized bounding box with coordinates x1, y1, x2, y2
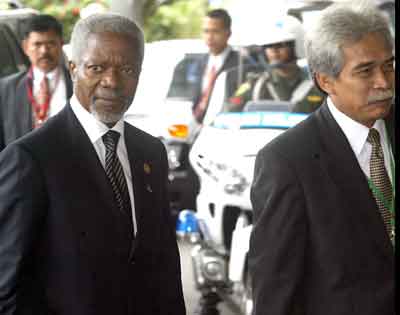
(37, 75, 50, 105)
(33, 76, 50, 128)
(102, 130, 134, 235)
(367, 128, 394, 239)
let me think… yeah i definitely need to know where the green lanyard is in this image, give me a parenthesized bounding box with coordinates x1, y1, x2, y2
(367, 126, 395, 243)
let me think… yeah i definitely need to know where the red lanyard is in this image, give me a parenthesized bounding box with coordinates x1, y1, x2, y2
(26, 67, 60, 127)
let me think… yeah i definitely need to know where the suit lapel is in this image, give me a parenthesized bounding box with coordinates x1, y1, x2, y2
(124, 124, 150, 254)
(196, 50, 238, 101)
(219, 50, 238, 74)
(15, 74, 33, 133)
(64, 108, 156, 244)
(63, 105, 116, 213)
(64, 107, 150, 259)
(384, 105, 395, 151)
(315, 103, 393, 258)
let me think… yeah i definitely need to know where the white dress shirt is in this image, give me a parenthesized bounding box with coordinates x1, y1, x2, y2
(70, 95, 137, 235)
(33, 66, 67, 116)
(202, 46, 232, 91)
(327, 97, 394, 185)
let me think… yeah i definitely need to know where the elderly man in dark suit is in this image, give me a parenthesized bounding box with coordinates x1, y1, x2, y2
(0, 13, 185, 315)
(0, 14, 72, 152)
(249, 2, 394, 315)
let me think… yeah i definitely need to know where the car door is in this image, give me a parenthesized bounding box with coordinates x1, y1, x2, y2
(0, 22, 30, 78)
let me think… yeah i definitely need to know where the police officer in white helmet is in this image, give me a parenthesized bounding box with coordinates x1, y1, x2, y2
(227, 15, 324, 113)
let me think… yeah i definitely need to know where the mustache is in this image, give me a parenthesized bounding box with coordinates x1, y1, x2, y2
(91, 93, 131, 106)
(94, 90, 125, 99)
(39, 54, 53, 61)
(367, 90, 393, 103)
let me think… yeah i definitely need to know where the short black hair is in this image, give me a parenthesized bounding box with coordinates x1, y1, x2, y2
(21, 14, 63, 40)
(206, 9, 231, 30)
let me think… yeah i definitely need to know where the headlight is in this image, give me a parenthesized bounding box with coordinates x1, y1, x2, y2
(221, 168, 249, 195)
(199, 249, 227, 283)
(195, 157, 249, 195)
(165, 143, 183, 170)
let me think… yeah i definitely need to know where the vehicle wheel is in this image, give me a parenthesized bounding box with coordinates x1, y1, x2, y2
(239, 267, 253, 315)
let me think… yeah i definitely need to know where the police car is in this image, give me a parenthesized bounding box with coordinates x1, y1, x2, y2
(188, 100, 309, 314)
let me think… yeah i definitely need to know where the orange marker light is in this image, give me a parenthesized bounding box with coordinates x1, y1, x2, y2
(168, 124, 189, 138)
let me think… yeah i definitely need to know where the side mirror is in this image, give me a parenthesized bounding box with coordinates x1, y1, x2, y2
(176, 209, 200, 243)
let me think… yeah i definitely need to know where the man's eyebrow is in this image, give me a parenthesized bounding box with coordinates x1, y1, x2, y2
(32, 39, 57, 44)
(384, 56, 395, 64)
(352, 56, 394, 71)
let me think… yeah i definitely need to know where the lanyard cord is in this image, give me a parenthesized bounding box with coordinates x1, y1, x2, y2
(367, 125, 395, 231)
(26, 67, 61, 118)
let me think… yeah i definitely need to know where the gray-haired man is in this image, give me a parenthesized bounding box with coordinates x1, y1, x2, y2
(249, 2, 394, 315)
(0, 13, 186, 315)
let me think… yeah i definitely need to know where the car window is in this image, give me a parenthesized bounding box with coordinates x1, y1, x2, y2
(0, 9, 38, 40)
(0, 29, 18, 77)
(166, 53, 204, 100)
(0, 23, 30, 77)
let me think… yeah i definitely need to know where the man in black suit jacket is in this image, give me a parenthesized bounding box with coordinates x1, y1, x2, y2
(0, 14, 73, 152)
(0, 13, 185, 315)
(192, 8, 243, 124)
(249, 3, 395, 315)
(0, 14, 72, 151)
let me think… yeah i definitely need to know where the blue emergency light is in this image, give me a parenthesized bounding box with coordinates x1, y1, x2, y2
(176, 209, 199, 234)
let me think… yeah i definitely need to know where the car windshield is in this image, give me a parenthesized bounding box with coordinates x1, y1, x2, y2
(127, 40, 207, 117)
(204, 62, 321, 130)
(212, 101, 308, 129)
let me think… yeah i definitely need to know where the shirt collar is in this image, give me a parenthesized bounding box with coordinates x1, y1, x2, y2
(70, 94, 125, 145)
(208, 46, 231, 70)
(327, 97, 386, 156)
(33, 66, 59, 82)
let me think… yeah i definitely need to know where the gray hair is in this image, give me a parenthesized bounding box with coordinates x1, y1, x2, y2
(70, 13, 144, 66)
(305, 1, 393, 80)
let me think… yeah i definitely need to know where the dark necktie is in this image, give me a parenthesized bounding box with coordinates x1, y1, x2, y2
(367, 128, 394, 239)
(102, 130, 134, 235)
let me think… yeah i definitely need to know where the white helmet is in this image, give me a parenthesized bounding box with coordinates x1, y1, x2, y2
(256, 15, 305, 58)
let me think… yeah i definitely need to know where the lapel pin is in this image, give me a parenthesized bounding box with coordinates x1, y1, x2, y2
(144, 162, 151, 174)
(146, 184, 153, 193)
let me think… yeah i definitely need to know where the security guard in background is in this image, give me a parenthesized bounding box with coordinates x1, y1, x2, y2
(227, 16, 324, 113)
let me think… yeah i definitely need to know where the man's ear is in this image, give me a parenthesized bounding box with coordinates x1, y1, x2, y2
(69, 61, 77, 81)
(315, 72, 336, 95)
(21, 39, 28, 55)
